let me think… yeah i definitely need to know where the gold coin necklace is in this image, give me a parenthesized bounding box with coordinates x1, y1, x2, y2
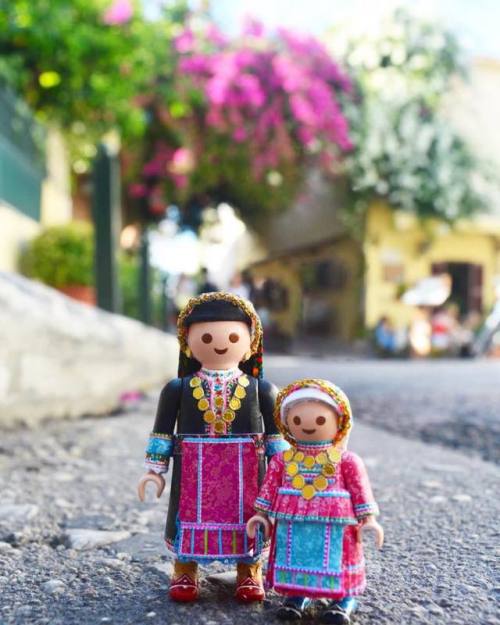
(284, 446, 342, 500)
(190, 371, 249, 434)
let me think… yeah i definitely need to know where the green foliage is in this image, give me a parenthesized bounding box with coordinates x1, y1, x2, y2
(330, 9, 490, 223)
(0, 0, 187, 166)
(126, 16, 353, 227)
(19, 221, 94, 287)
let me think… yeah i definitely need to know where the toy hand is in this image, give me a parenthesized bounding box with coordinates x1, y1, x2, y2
(246, 513, 271, 540)
(356, 515, 384, 549)
(137, 471, 165, 501)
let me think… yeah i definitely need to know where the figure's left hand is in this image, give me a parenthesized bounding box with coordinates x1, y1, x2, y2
(356, 515, 384, 549)
(137, 471, 166, 502)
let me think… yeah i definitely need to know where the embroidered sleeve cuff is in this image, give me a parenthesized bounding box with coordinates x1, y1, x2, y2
(265, 435, 290, 457)
(354, 502, 379, 518)
(144, 458, 170, 474)
(144, 433, 173, 474)
(255, 496, 272, 512)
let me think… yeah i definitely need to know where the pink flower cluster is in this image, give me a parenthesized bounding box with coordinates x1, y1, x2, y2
(132, 18, 355, 214)
(174, 20, 353, 177)
(103, 0, 133, 26)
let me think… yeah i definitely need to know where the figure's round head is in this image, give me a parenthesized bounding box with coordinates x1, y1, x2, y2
(274, 379, 352, 447)
(177, 292, 263, 375)
(285, 399, 339, 442)
(187, 320, 251, 370)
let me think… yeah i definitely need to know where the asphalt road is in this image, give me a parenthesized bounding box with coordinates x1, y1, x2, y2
(0, 357, 499, 625)
(266, 356, 500, 463)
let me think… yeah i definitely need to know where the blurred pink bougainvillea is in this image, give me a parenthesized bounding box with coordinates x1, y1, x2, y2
(103, 0, 133, 26)
(129, 16, 355, 225)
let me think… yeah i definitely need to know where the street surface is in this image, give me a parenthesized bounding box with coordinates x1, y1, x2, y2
(267, 356, 500, 463)
(0, 357, 499, 625)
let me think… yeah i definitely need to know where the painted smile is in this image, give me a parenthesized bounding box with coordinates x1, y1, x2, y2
(302, 428, 316, 434)
(214, 347, 228, 355)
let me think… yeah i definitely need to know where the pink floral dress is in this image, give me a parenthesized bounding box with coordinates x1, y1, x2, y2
(255, 441, 379, 599)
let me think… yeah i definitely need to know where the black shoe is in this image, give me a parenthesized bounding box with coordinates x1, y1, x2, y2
(320, 602, 356, 625)
(276, 597, 311, 621)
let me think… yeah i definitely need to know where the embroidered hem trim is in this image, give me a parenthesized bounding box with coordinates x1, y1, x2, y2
(277, 488, 351, 498)
(274, 582, 366, 599)
(268, 511, 358, 524)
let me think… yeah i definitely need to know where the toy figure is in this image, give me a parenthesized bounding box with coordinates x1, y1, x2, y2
(137, 292, 288, 603)
(247, 379, 383, 624)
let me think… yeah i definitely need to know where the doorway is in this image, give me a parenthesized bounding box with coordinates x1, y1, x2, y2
(431, 262, 483, 314)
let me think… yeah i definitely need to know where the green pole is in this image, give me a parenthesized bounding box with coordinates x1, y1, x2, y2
(139, 224, 151, 324)
(160, 272, 169, 331)
(91, 143, 121, 312)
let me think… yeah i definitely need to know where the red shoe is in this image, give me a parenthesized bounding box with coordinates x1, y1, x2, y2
(235, 576, 265, 603)
(169, 574, 199, 602)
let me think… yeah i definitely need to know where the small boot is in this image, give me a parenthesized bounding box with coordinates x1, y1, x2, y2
(276, 596, 312, 620)
(235, 561, 265, 602)
(320, 597, 358, 624)
(169, 560, 199, 602)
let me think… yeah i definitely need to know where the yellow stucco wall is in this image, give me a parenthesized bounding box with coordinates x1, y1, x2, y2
(364, 202, 500, 329)
(252, 237, 363, 340)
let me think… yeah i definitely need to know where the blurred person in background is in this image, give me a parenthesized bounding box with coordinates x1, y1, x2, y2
(228, 271, 251, 300)
(374, 316, 397, 356)
(173, 273, 197, 317)
(431, 303, 459, 354)
(456, 310, 482, 357)
(408, 307, 432, 357)
(249, 276, 271, 330)
(197, 266, 218, 295)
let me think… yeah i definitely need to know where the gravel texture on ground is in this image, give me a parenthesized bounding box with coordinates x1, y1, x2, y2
(266, 356, 500, 463)
(1, 371, 499, 625)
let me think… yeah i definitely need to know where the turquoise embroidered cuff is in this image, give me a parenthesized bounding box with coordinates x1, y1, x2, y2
(146, 434, 174, 456)
(265, 435, 290, 457)
(255, 496, 272, 512)
(354, 502, 379, 518)
(144, 433, 173, 474)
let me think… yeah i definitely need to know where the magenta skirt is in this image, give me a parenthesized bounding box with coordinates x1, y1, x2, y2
(173, 436, 262, 562)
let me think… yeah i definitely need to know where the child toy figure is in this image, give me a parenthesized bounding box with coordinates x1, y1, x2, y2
(246, 379, 383, 624)
(137, 292, 288, 603)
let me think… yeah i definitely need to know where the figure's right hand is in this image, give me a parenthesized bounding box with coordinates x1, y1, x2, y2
(137, 471, 166, 502)
(246, 513, 271, 540)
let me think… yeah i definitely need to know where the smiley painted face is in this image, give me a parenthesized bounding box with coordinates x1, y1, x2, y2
(286, 400, 338, 442)
(187, 320, 252, 370)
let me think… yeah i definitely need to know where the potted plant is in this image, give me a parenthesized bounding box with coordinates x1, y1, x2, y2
(19, 221, 96, 305)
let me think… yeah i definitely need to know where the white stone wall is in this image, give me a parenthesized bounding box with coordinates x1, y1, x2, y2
(0, 272, 178, 427)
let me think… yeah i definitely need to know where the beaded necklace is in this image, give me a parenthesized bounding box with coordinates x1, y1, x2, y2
(190, 371, 250, 434)
(283, 445, 342, 500)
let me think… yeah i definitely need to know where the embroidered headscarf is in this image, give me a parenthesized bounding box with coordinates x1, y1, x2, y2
(176, 292, 264, 378)
(274, 378, 353, 448)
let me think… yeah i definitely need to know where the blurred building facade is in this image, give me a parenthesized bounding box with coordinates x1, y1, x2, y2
(0, 85, 72, 272)
(248, 58, 500, 342)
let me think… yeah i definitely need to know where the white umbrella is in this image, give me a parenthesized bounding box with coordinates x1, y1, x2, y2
(401, 274, 452, 307)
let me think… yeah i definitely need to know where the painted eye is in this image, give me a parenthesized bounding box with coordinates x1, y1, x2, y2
(229, 332, 239, 343)
(201, 333, 213, 344)
(316, 416, 326, 426)
(293, 416, 301, 425)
